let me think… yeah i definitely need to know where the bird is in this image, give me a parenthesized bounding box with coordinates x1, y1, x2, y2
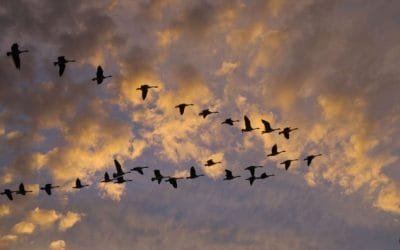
(279, 127, 298, 139)
(198, 109, 218, 118)
(6, 43, 28, 69)
(53, 56, 75, 76)
(304, 154, 322, 166)
(186, 166, 204, 179)
(112, 159, 130, 178)
(204, 159, 222, 167)
(267, 144, 285, 157)
(92, 65, 112, 84)
(136, 84, 158, 100)
(151, 170, 169, 184)
(15, 183, 33, 195)
(175, 103, 194, 115)
(165, 177, 184, 188)
(223, 169, 240, 180)
(114, 176, 132, 184)
(72, 178, 89, 189)
(280, 159, 298, 170)
(130, 166, 149, 175)
(1, 189, 15, 201)
(244, 165, 263, 177)
(40, 184, 60, 195)
(101, 172, 112, 183)
(261, 120, 280, 134)
(221, 118, 240, 126)
(246, 172, 275, 186)
(242, 116, 260, 133)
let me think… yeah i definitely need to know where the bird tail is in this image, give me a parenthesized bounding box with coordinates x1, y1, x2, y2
(6, 52, 11, 56)
(151, 177, 156, 182)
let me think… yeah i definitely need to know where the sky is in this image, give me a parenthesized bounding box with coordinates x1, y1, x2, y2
(0, 0, 399, 249)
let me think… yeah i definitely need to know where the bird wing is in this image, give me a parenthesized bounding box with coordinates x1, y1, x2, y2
(154, 170, 161, 178)
(246, 167, 255, 177)
(225, 170, 233, 178)
(272, 144, 278, 154)
(76, 178, 81, 187)
(285, 161, 290, 170)
(261, 120, 272, 130)
(59, 63, 65, 76)
(97, 66, 103, 77)
(12, 54, 20, 69)
(284, 131, 290, 139)
(45, 187, 52, 195)
(179, 105, 185, 115)
(141, 87, 148, 100)
(190, 167, 196, 177)
(114, 160, 123, 175)
(6, 191, 13, 200)
(104, 172, 110, 181)
(19, 183, 25, 193)
(244, 116, 251, 129)
(170, 179, 178, 188)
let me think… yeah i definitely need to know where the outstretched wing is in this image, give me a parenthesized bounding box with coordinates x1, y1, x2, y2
(244, 116, 251, 129)
(190, 166, 196, 177)
(284, 131, 290, 139)
(179, 105, 185, 115)
(6, 191, 13, 200)
(245, 167, 255, 177)
(142, 87, 148, 100)
(76, 178, 81, 187)
(261, 120, 272, 131)
(12, 54, 20, 69)
(114, 159, 123, 175)
(271, 144, 278, 154)
(225, 169, 233, 178)
(59, 63, 65, 76)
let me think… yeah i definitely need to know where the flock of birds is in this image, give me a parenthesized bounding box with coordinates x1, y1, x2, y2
(1, 43, 323, 201)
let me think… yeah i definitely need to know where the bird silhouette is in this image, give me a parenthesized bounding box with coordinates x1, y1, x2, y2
(204, 159, 222, 167)
(175, 103, 194, 115)
(244, 165, 263, 177)
(242, 116, 260, 133)
(136, 84, 158, 100)
(279, 127, 298, 139)
(280, 159, 298, 170)
(1, 189, 15, 201)
(261, 120, 280, 134)
(40, 184, 60, 196)
(101, 172, 112, 183)
(15, 183, 33, 195)
(130, 166, 149, 175)
(113, 159, 131, 178)
(6, 43, 28, 69)
(72, 178, 89, 189)
(151, 170, 169, 184)
(186, 166, 204, 179)
(221, 118, 240, 126)
(246, 172, 275, 186)
(53, 56, 75, 76)
(165, 177, 184, 188)
(92, 66, 112, 84)
(114, 176, 132, 184)
(267, 144, 285, 157)
(223, 169, 240, 180)
(199, 109, 218, 118)
(304, 154, 322, 166)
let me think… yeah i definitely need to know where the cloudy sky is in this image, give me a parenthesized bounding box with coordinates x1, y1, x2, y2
(0, 0, 399, 249)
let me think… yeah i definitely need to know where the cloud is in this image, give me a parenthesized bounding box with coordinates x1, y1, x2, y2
(12, 221, 36, 235)
(0, 205, 11, 218)
(49, 240, 66, 250)
(58, 212, 83, 231)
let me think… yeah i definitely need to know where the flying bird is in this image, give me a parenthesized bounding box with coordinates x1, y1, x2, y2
(267, 144, 286, 157)
(6, 43, 29, 70)
(72, 178, 89, 189)
(261, 120, 280, 134)
(136, 84, 158, 100)
(114, 176, 132, 184)
(151, 170, 169, 184)
(199, 109, 218, 118)
(223, 169, 240, 181)
(279, 127, 298, 139)
(221, 118, 240, 126)
(113, 159, 130, 178)
(204, 159, 222, 167)
(40, 184, 60, 196)
(130, 166, 149, 175)
(101, 172, 112, 183)
(165, 177, 184, 188)
(304, 154, 322, 166)
(242, 116, 260, 133)
(53, 56, 75, 76)
(175, 103, 194, 115)
(186, 166, 205, 179)
(1, 189, 15, 201)
(246, 172, 275, 186)
(244, 165, 263, 177)
(92, 65, 112, 84)
(15, 183, 33, 196)
(280, 159, 298, 170)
